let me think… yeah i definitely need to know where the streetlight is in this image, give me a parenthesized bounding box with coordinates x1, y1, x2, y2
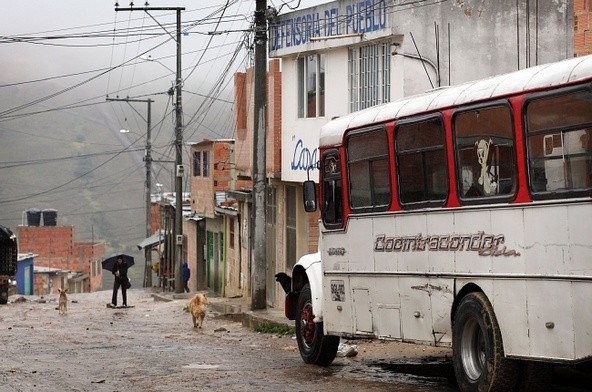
(116, 4, 185, 294)
(141, 55, 176, 75)
(108, 97, 154, 287)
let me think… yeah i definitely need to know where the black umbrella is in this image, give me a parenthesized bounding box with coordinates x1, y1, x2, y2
(101, 253, 135, 272)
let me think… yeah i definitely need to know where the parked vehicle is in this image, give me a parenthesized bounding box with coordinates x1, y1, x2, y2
(282, 55, 592, 391)
(0, 225, 18, 304)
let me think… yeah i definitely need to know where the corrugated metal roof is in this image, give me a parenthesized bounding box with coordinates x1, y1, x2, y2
(137, 229, 166, 250)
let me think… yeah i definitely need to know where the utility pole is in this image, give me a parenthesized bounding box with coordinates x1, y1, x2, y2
(106, 97, 153, 287)
(251, 0, 267, 310)
(116, 4, 185, 294)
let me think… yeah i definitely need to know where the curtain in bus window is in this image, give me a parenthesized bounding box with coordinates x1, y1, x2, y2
(347, 129, 390, 210)
(454, 106, 516, 199)
(525, 90, 592, 194)
(396, 118, 447, 206)
(307, 55, 317, 118)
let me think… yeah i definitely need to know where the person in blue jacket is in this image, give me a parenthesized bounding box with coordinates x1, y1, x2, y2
(182, 261, 190, 293)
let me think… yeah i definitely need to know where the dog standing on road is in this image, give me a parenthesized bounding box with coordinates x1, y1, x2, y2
(58, 288, 68, 315)
(187, 293, 207, 329)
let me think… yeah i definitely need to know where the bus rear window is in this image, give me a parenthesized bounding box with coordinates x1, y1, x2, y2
(525, 90, 592, 195)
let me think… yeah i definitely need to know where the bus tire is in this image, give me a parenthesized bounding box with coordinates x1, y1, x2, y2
(295, 283, 339, 366)
(452, 292, 519, 392)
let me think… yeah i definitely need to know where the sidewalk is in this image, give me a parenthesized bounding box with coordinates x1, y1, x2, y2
(151, 290, 292, 330)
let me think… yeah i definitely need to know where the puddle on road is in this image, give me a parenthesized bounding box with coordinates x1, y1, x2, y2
(346, 357, 456, 391)
(183, 363, 220, 370)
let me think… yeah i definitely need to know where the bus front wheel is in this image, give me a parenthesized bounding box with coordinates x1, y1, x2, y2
(295, 283, 339, 366)
(452, 292, 519, 392)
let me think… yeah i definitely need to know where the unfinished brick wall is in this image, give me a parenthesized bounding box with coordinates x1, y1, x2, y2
(233, 59, 282, 178)
(18, 225, 105, 293)
(574, 0, 592, 56)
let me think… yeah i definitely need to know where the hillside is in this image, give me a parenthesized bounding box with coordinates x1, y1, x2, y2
(0, 82, 156, 285)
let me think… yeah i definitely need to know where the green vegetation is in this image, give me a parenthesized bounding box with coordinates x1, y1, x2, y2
(254, 323, 294, 335)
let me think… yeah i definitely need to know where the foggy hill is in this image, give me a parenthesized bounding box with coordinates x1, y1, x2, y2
(0, 81, 152, 272)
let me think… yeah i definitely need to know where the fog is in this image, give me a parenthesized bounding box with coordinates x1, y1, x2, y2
(0, 0, 329, 256)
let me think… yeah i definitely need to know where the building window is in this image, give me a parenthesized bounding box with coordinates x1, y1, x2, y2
(396, 117, 448, 207)
(193, 151, 201, 176)
(346, 127, 391, 211)
(203, 151, 210, 177)
(298, 54, 325, 118)
(349, 42, 391, 112)
(229, 217, 235, 249)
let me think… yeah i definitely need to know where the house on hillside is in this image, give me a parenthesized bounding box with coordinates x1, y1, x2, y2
(16, 209, 104, 294)
(15, 253, 34, 295)
(150, 192, 191, 291)
(186, 139, 244, 296)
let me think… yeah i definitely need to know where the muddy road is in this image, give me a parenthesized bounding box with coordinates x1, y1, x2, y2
(0, 289, 589, 392)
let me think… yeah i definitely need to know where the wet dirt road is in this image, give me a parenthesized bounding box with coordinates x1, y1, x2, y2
(0, 289, 590, 392)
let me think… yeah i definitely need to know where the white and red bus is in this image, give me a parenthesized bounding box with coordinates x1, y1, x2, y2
(284, 55, 592, 391)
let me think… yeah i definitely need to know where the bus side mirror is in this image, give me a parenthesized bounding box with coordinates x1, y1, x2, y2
(303, 180, 317, 212)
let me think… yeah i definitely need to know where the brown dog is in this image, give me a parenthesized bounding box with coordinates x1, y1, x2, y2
(58, 288, 68, 315)
(187, 293, 207, 328)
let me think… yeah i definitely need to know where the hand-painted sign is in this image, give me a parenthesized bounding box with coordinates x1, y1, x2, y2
(291, 138, 318, 172)
(374, 232, 521, 257)
(269, 0, 388, 52)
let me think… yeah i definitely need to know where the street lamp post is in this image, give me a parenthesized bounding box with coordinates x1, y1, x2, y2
(173, 8, 184, 294)
(116, 5, 185, 294)
(108, 97, 154, 287)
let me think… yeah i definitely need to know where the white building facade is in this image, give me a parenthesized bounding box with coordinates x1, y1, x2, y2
(270, 0, 573, 183)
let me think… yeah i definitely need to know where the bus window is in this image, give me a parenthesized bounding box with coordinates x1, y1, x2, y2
(346, 128, 391, 211)
(453, 105, 516, 201)
(395, 117, 447, 207)
(322, 150, 343, 228)
(525, 89, 592, 195)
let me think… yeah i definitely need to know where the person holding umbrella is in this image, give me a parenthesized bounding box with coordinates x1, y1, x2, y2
(110, 255, 130, 307)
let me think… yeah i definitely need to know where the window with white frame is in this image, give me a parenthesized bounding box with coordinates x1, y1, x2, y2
(203, 151, 210, 177)
(349, 42, 391, 112)
(193, 150, 209, 177)
(298, 54, 325, 118)
(193, 151, 201, 176)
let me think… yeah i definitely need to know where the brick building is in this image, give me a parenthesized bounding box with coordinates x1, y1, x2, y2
(186, 139, 235, 295)
(575, 0, 592, 57)
(17, 222, 105, 294)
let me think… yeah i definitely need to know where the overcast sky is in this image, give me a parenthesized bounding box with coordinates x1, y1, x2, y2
(0, 1, 333, 140)
(0, 0, 331, 83)
(0, 1, 333, 241)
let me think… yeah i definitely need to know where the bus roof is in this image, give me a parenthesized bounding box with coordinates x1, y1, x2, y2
(320, 55, 592, 147)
